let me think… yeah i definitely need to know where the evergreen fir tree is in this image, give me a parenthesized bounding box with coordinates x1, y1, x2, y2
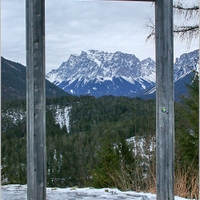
(176, 72, 199, 168)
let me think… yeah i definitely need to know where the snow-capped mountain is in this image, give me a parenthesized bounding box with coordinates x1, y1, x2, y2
(174, 49, 199, 81)
(46, 49, 199, 98)
(142, 49, 199, 100)
(46, 50, 156, 97)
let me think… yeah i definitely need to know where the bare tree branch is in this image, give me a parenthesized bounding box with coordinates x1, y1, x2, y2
(173, 1, 199, 21)
(146, 1, 199, 43)
(174, 25, 199, 41)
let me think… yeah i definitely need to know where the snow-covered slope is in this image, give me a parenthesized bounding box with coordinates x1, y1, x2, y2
(2, 106, 71, 132)
(2, 185, 190, 200)
(54, 106, 71, 132)
(46, 49, 199, 98)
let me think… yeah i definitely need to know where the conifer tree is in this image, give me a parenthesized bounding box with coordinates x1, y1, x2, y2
(176, 72, 199, 168)
(92, 137, 119, 188)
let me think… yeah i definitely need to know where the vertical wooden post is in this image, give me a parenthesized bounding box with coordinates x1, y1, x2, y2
(199, 0, 200, 198)
(0, 0, 1, 198)
(26, 0, 46, 199)
(155, 0, 174, 199)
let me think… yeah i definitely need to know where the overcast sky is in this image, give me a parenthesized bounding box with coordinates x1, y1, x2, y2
(1, 0, 198, 73)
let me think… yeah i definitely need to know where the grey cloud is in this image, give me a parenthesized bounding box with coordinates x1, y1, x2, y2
(1, 0, 198, 73)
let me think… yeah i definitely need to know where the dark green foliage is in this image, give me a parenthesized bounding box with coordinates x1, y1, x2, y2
(174, 72, 199, 198)
(175, 72, 199, 169)
(91, 136, 147, 191)
(2, 122, 26, 184)
(92, 136, 120, 188)
(2, 95, 156, 187)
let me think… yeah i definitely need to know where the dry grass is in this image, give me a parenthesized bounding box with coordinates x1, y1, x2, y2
(108, 161, 143, 192)
(174, 167, 199, 199)
(105, 137, 198, 199)
(108, 159, 199, 199)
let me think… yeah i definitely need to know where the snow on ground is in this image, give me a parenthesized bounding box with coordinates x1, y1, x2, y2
(2, 109, 25, 125)
(54, 106, 71, 132)
(2, 185, 191, 200)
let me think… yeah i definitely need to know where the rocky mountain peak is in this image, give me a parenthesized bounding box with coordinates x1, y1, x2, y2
(46, 49, 199, 98)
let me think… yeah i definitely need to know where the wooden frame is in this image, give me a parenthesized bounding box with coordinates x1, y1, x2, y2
(26, 0, 174, 199)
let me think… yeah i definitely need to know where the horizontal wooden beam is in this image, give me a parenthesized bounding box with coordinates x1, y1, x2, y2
(97, 0, 154, 1)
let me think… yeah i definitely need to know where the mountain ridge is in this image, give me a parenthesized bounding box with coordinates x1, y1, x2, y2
(1, 57, 69, 101)
(46, 49, 199, 98)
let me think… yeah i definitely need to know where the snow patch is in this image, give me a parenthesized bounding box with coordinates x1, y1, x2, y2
(2, 109, 25, 125)
(70, 89, 75, 94)
(92, 87, 97, 90)
(54, 106, 71, 132)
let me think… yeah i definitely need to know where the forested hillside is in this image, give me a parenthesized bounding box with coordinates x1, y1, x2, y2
(1, 77, 199, 198)
(2, 96, 155, 185)
(1, 57, 68, 101)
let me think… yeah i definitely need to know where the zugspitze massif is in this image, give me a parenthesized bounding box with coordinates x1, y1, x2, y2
(46, 49, 199, 98)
